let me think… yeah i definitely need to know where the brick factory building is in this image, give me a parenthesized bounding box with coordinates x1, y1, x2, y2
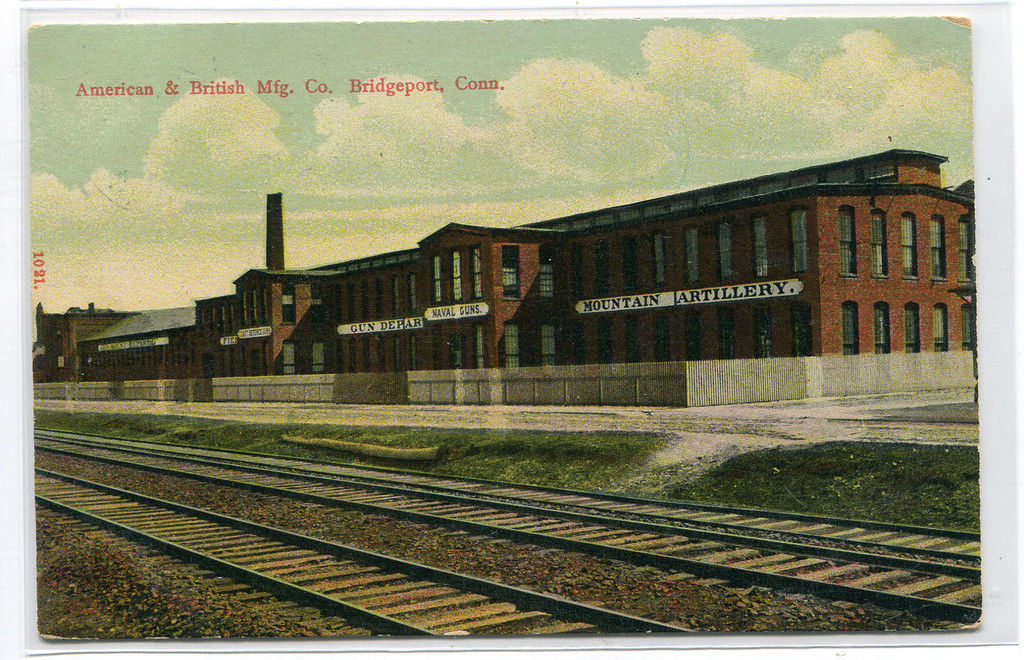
(34, 149, 975, 383)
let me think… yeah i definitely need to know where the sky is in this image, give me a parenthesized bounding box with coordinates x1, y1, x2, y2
(28, 17, 973, 313)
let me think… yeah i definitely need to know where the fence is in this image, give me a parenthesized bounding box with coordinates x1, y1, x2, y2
(35, 351, 973, 408)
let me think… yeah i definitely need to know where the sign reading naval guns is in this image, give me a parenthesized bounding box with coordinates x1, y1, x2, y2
(338, 316, 425, 335)
(575, 279, 803, 315)
(424, 302, 489, 322)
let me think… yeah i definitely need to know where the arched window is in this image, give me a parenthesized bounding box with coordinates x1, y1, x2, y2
(790, 208, 808, 273)
(838, 207, 856, 276)
(717, 221, 733, 281)
(904, 303, 920, 353)
(870, 210, 888, 277)
(873, 302, 890, 354)
(930, 215, 947, 280)
(841, 302, 859, 355)
(933, 304, 949, 352)
(901, 213, 918, 278)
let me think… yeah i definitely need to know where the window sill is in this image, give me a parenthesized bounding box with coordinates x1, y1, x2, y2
(839, 274, 858, 279)
(931, 278, 948, 284)
(870, 275, 889, 280)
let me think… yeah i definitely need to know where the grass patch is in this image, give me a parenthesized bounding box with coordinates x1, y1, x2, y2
(33, 410, 663, 491)
(666, 442, 980, 532)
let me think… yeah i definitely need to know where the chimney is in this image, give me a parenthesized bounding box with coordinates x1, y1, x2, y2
(88, 302, 95, 314)
(266, 192, 284, 271)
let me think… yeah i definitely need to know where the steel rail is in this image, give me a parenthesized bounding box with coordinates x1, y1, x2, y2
(36, 432, 979, 566)
(36, 468, 688, 635)
(35, 428, 980, 546)
(36, 451, 981, 624)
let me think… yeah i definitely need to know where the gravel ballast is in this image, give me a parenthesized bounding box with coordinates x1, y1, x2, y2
(35, 452, 967, 636)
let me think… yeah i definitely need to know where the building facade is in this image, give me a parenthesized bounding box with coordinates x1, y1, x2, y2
(34, 150, 975, 383)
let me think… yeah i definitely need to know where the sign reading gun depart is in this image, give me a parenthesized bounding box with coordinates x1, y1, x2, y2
(338, 316, 426, 335)
(575, 279, 803, 315)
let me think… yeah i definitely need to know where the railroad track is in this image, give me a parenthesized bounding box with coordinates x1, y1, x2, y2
(35, 429, 981, 623)
(36, 468, 684, 636)
(35, 428, 980, 563)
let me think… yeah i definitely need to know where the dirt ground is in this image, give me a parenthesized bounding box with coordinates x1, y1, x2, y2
(35, 388, 977, 490)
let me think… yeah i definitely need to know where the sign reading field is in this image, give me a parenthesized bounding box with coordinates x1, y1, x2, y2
(338, 316, 425, 335)
(237, 326, 273, 339)
(575, 279, 803, 314)
(98, 336, 170, 352)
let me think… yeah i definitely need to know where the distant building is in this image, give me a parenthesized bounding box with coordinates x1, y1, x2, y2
(34, 149, 975, 382)
(33, 303, 135, 382)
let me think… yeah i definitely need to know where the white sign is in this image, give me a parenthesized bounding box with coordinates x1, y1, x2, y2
(220, 335, 237, 346)
(98, 335, 170, 352)
(237, 326, 272, 339)
(575, 279, 803, 315)
(338, 316, 425, 335)
(424, 302, 490, 322)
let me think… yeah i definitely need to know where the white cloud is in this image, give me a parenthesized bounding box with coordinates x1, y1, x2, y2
(144, 86, 290, 191)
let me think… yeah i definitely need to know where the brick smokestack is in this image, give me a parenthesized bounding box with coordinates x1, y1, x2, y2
(266, 192, 284, 271)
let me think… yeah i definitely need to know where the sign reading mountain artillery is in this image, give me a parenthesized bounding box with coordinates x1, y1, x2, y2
(575, 279, 804, 315)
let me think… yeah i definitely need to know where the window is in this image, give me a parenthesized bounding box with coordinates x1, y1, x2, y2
(471, 247, 483, 298)
(870, 211, 888, 277)
(309, 285, 323, 325)
(360, 282, 369, 319)
(841, 301, 859, 355)
(312, 342, 325, 373)
(958, 217, 974, 282)
(625, 316, 640, 362)
(432, 255, 442, 302)
(541, 324, 556, 366)
(901, 213, 918, 278)
(374, 279, 383, 316)
(622, 236, 638, 290)
(408, 335, 417, 370)
(751, 217, 768, 277)
(962, 305, 976, 351)
(281, 284, 295, 324)
(864, 159, 895, 180)
(597, 318, 612, 363)
(652, 233, 668, 286)
(538, 249, 554, 298)
(684, 226, 699, 283)
(653, 314, 670, 361)
(407, 273, 417, 311)
(346, 283, 355, 320)
(904, 303, 920, 353)
(717, 222, 732, 281)
(791, 303, 812, 357)
(571, 321, 586, 364)
(448, 334, 464, 369)
(873, 302, 890, 354)
(594, 241, 609, 296)
(570, 246, 584, 298)
(838, 206, 856, 276)
(790, 209, 808, 273)
(391, 336, 400, 372)
(256, 287, 267, 324)
(754, 308, 771, 358)
(717, 308, 735, 358)
(933, 304, 949, 352)
(474, 324, 485, 368)
(501, 245, 520, 299)
(685, 313, 703, 360)
(930, 216, 946, 280)
(281, 341, 295, 374)
(451, 251, 463, 302)
(391, 276, 401, 316)
(503, 323, 520, 367)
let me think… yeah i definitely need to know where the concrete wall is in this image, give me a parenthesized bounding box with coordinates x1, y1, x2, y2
(407, 362, 688, 406)
(34, 351, 973, 408)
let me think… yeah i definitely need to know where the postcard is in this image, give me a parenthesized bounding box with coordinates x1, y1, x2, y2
(25, 11, 998, 649)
